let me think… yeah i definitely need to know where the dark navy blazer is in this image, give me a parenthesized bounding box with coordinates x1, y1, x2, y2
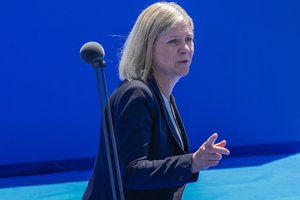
(83, 76, 198, 200)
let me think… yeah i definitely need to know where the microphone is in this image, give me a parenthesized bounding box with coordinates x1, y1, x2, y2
(80, 41, 105, 67)
(80, 41, 124, 200)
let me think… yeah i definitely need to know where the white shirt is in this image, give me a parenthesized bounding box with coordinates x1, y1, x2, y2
(160, 91, 184, 149)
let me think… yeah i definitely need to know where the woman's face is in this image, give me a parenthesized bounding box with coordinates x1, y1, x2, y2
(152, 20, 194, 82)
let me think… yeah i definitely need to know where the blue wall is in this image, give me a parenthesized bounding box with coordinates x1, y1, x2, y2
(0, 0, 299, 165)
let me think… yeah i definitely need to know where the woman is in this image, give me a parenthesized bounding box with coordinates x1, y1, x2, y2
(83, 2, 230, 200)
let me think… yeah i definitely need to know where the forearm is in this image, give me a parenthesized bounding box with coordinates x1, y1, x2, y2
(123, 153, 199, 190)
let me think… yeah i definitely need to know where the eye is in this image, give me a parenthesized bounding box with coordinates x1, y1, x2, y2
(185, 36, 194, 43)
(167, 39, 179, 45)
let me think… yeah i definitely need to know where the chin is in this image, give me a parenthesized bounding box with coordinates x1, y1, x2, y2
(179, 66, 190, 77)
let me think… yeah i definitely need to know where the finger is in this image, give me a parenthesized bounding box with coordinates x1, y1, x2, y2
(207, 146, 230, 155)
(207, 153, 222, 161)
(215, 140, 226, 148)
(205, 133, 218, 147)
(208, 160, 219, 168)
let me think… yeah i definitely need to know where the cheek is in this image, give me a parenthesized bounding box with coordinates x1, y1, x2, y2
(155, 50, 170, 65)
(190, 44, 195, 55)
(161, 48, 177, 61)
(159, 51, 172, 63)
(153, 44, 177, 66)
(191, 50, 194, 58)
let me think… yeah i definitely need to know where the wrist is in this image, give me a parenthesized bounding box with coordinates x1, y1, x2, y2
(191, 153, 198, 173)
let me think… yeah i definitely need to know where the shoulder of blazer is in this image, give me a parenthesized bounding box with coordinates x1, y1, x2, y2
(117, 79, 154, 100)
(110, 79, 158, 119)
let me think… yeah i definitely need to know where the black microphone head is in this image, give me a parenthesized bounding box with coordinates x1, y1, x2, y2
(80, 41, 105, 67)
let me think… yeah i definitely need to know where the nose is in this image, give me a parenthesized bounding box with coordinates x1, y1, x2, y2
(178, 42, 191, 55)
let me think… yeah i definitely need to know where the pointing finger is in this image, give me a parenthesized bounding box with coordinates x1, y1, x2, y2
(207, 146, 230, 155)
(205, 133, 218, 147)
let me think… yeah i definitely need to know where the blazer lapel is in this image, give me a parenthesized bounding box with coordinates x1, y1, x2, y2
(170, 96, 190, 153)
(147, 77, 187, 152)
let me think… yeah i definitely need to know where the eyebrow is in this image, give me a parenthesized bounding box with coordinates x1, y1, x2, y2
(170, 31, 194, 37)
(167, 33, 194, 38)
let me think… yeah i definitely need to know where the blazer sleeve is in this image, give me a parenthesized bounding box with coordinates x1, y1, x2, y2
(113, 83, 198, 190)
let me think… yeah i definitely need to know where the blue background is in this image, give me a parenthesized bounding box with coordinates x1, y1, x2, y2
(0, 0, 299, 165)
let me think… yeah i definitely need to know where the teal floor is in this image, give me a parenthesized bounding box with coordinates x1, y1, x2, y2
(0, 153, 299, 200)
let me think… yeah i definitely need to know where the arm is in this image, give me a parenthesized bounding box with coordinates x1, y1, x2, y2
(114, 84, 197, 190)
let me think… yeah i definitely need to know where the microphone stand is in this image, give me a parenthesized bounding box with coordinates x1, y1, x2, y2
(93, 60, 124, 200)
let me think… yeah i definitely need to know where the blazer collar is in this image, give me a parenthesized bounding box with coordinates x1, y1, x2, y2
(146, 76, 190, 153)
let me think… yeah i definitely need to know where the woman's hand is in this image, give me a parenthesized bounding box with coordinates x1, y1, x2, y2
(191, 133, 230, 173)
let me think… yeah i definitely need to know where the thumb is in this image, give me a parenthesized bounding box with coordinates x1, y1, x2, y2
(205, 133, 218, 147)
(215, 140, 227, 148)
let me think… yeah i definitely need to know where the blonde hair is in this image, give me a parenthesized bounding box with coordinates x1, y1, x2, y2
(119, 2, 194, 81)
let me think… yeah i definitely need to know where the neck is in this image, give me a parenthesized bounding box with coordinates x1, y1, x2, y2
(153, 72, 179, 98)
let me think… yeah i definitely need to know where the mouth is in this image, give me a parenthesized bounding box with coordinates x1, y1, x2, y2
(177, 60, 189, 64)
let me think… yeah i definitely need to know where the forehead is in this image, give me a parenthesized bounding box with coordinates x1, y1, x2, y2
(159, 20, 193, 38)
